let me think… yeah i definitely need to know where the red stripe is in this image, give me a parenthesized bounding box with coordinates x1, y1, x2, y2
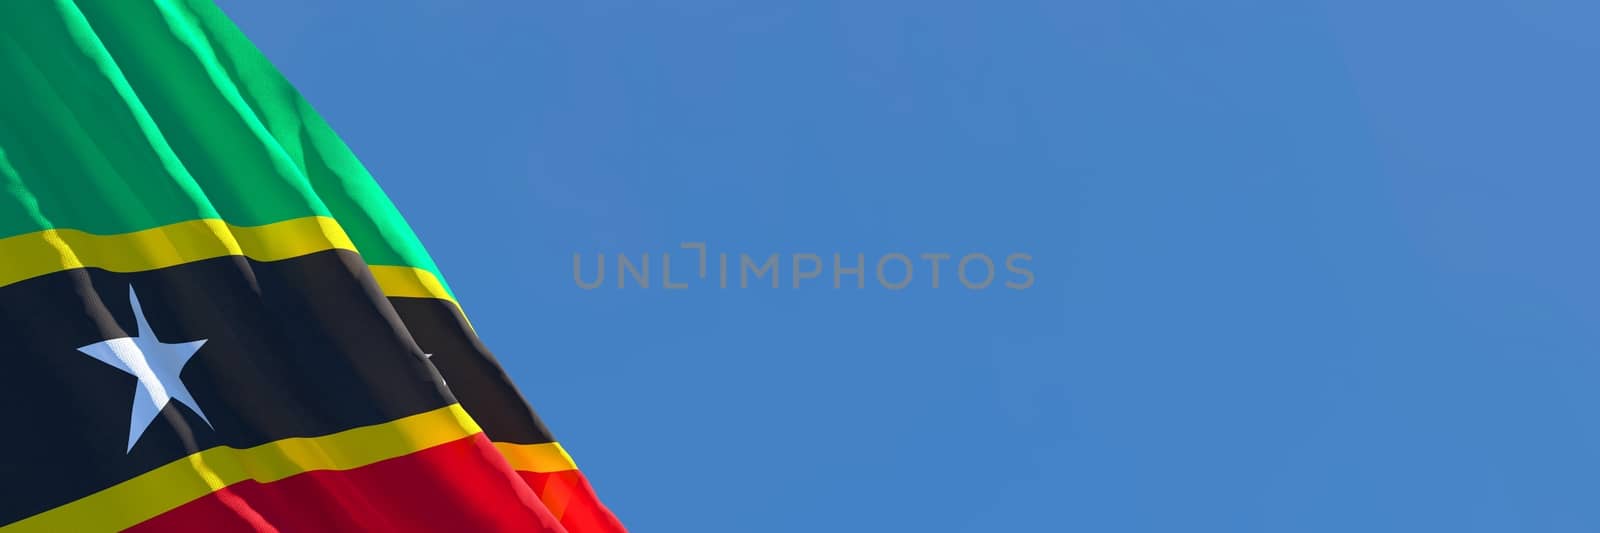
(129, 434, 566, 533)
(518, 470, 628, 533)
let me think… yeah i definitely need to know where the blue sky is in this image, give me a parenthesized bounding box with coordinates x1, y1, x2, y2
(217, 1, 1599, 531)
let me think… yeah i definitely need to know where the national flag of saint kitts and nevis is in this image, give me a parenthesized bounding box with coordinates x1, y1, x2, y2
(0, 1, 624, 531)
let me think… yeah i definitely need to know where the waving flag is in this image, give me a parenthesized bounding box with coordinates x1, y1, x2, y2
(0, 1, 623, 531)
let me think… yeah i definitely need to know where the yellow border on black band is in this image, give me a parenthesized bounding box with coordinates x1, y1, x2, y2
(495, 441, 581, 473)
(0, 218, 573, 532)
(2, 406, 583, 532)
(3, 404, 482, 533)
(0, 216, 457, 305)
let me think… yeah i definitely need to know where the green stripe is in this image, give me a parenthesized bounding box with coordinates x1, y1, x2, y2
(0, 0, 450, 296)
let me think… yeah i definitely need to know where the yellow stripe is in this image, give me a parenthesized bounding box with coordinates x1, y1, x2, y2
(0, 217, 354, 288)
(494, 442, 580, 473)
(369, 264, 454, 302)
(3, 404, 483, 533)
(0, 217, 459, 306)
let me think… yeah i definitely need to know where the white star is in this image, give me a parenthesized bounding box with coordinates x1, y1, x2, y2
(78, 286, 212, 452)
(424, 352, 444, 384)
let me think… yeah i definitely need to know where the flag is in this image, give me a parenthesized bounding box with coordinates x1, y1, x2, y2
(0, 1, 624, 531)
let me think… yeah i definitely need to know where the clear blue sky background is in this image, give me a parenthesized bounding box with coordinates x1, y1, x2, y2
(216, 1, 1597, 531)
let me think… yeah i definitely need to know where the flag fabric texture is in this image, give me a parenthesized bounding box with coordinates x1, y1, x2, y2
(0, 1, 624, 531)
